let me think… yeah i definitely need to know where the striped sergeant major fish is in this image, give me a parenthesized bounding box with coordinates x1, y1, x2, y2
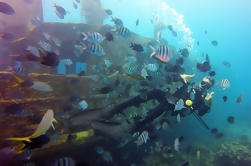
(112, 26, 130, 37)
(150, 45, 172, 63)
(81, 32, 104, 43)
(54, 157, 76, 166)
(218, 79, 230, 90)
(6, 109, 57, 143)
(82, 43, 104, 56)
(135, 130, 149, 146)
(8, 66, 24, 74)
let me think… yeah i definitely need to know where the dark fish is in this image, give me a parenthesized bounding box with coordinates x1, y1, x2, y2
(197, 61, 211, 72)
(215, 132, 223, 139)
(67, 134, 77, 142)
(111, 17, 123, 27)
(140, 81, 148, 86)
(19, 149, 33, 160)
(63, 105, 72, 112)
(139, 92, 148, 100)
(211, 128, 218, 134)
(179, 48, 189, 57)
(172, 31, 177, 37)
(105, 9, 112, 15)
(223, 96, 227, 102)
(136, 19, 139, 26)
(0, 32, 15, 40)
(9, 92, 22, 99)
(78, 70, 86, 76)
(176, 57, 184, 65)
(179, 136, 184, 142)
(21, 135, 50, 151)
(70, 95, 81, 103)
(130, 42, 144, 52)
(197, 41, 200, 46)
(222, 61, 231, 68)
(114, 79, 120, 87)
(39, 50, 59, 67)
(181, 161, 189, 166)
(27, 114, 43, 124)
(73, 2, 77, 9)
(4, 104, 22, 115)
(70, 78, 80, 85)
(19, 79, 34, 87)
(0, 2, 15, 15)
(98, 86, 114, 94)
(235, 94, 243, 104)
(204, 30, 208, 34)
(105, 32, 113, 41)
(211, 40, 218, 46)
(54, 4, 66, 19)
(227, 116, 234, 124)
(209, 71, 216, 77)
(0, 73, 12, 80)
(168, 25, 173, 31)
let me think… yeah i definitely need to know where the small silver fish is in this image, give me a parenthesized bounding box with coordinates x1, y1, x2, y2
(174, 137, 180, 152)
(60, 59, 72, 66)
(26, 45, 40, 57)
(74, 44, 84, 57)
(177, 113, 181, 123)
(104, 59, 112, 68)
(174, 99, 185, 111)
(96, 146, 104, 155)
(102, 151, 113, 163)
(141, 68, 148, 79)
(30, 81, 53, 92)
(60, 59, 73, 66)
(79, 100, 88, 110)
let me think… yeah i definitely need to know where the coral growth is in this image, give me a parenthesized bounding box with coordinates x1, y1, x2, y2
(215, 140, 251, 166)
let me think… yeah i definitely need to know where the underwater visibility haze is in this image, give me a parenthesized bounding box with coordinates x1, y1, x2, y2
(0, 0, 251, 165)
